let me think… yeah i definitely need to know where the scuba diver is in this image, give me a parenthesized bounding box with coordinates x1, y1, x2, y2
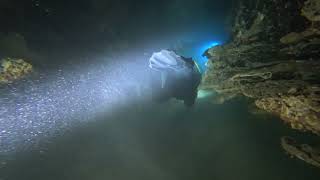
(149, 49, 201, 106)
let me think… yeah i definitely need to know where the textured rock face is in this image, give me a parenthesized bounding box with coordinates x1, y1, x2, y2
(202, 0, 320, 167)
(0, 58, 33, 84)
(202, 0, 320, 135)
(256, 86, 320, 134)
(301, 0, 320, 22)
(281, 136, 320, 168)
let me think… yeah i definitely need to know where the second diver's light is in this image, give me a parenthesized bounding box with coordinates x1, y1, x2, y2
(195, 41, 220, 74)
(197, 89, 214, 99)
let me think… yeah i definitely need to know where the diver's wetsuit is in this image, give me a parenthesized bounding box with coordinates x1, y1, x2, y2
(149, 50, 201, 106)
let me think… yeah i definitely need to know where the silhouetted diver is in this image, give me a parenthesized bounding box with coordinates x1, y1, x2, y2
(149, 50, 201, 106)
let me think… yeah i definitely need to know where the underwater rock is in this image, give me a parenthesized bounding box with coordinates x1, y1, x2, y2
(280, 28, 320, 44)
(280, 32, 305, 44)
(256, 86, 320, 134)
(281, 136, 320, 168)
(202, 0, 320, 134)
(0, 57, 33, 84)
(280, 28, 320, 58)
(301, 0, 320, 22)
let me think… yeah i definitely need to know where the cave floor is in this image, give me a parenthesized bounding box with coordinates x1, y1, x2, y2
(2, 99, 320, 180)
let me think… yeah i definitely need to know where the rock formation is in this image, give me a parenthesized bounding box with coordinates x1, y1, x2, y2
(0, 58, 33, 84)
(201, 0, 320, 168)
(281, 136, 320, 168)
(202, 0, 320, 134)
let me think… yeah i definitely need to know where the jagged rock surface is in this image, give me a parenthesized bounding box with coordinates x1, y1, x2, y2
(256, 86, 320, 134)
(281, 136, 320, 168)
(301, 0, 320, 22)
(0, 58, 33, 84)
(202, 0, 320, 134)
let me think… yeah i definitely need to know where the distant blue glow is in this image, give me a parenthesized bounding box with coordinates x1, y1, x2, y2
(173, 40, 221, 74)
(199, 41, 220, 56)
(195, 41, 220, 73)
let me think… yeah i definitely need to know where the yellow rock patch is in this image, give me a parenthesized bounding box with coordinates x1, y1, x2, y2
(0, 58, 33, 83)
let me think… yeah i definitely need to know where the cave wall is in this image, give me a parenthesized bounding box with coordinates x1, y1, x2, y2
(202, 0, 320, 135)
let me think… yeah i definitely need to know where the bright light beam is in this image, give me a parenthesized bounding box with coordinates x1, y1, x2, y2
(195, 41, 220, 73)
(0, 37, 222, 156)
(172, 39, 221, 74)
(0, 55, 150, 155)
(197, 89, 214, 99)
